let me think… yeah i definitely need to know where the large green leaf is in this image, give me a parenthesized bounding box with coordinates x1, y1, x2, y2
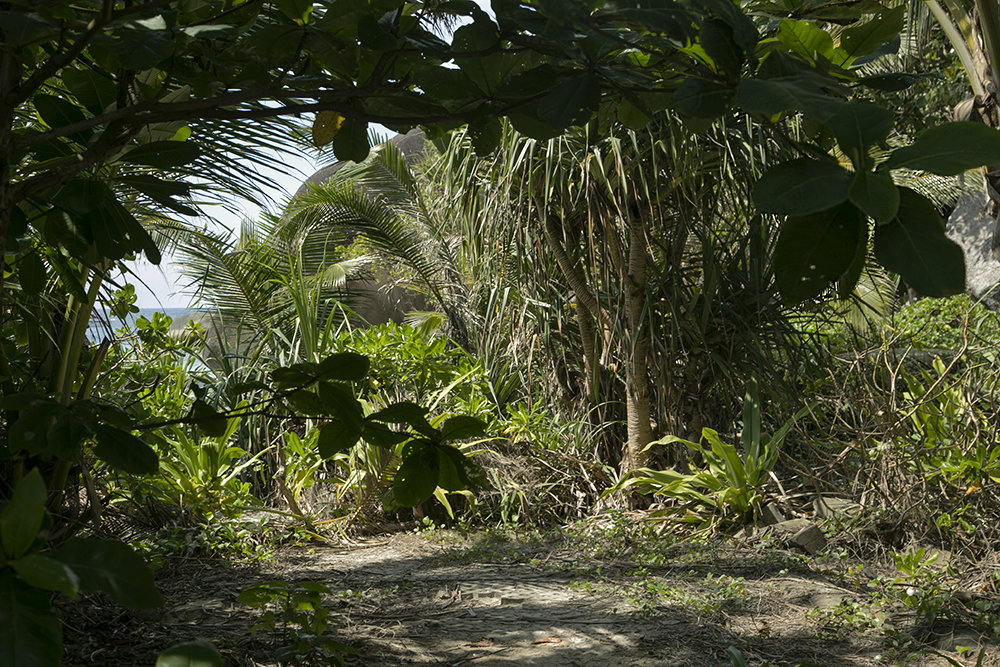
(848, 170, 898, 222)
(616, 99, 651, 129)
(0, 469, 45, 559)
(17, 252, 46, 296)
(368, 401, 428, 424)
(699, 18, 742, 77)
(272, 353, 368, 388)
(0, 570, 62, 667)
(317, 419, 363, 458)
(873, 188, 966, 297)
(316, 352, 370, 382)
(317, 381, 365, 425)
(358, 15, 395, 51)
(360, 423, 410, 448)
(883, 122, 1000, 175)
(737, 50, 845, 117)
(752, 158, 852, 216)
(10, 555, 80, 598)
(468, 116, 502, 156)
(436, 445, 472, 492)
(51, 538, 163, 609)
(537, 74, 600, 130)
(673, 77, 734, 119)
(775, 19, 835, 63)
(773, 203, 867, 304)
(62, 67, 119, 115)
(332, 117, 370, 163)
(90, 19, 175, 70)
(702, 0, 758, 53)
(823, 102, 893, 160)
(0, 11, 59, 47)
(119, 175, 196, 216)
(286, 388, 326, 415)
(93, 424, 159, 475)
(840, 5, 904, 60)
(836, 220, 868, 300)
(33, 95, 88, 143)
(439, 415, 486, 442)
(393, 441, 438, 506)
(188, 399, 228, 438)
(453, 13, 501, 93)
(156, 640, 223, 667)
(119, 141, 201, 169)
(276, 0, 314, 23)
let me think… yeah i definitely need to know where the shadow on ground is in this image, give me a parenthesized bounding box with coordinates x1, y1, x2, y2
(62, 531, 994, 666)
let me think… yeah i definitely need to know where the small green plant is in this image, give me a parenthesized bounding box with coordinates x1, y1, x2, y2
(602, 569, 751, 618)
(238, 580, 353, 666)
(141, 405, 264, 522)
(135, 516, 275, 568)
(610, 381, 812, 525)
(889, 547, 951, 626)
(806, 598, 886, 637)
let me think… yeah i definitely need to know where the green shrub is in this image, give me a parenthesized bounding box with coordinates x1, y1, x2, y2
(336, 323, 493, 420)
(890, 294, 1000, 350)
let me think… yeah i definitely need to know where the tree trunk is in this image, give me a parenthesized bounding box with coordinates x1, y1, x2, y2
(542, 212, 606, 404)
(620, 211, 654, 474)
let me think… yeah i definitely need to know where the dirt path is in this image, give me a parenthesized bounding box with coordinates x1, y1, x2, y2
(63, 530, 993, 666)
(280, 534, 899, 666)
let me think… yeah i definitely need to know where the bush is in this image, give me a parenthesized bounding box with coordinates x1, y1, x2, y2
(890, 294, 1000, 351)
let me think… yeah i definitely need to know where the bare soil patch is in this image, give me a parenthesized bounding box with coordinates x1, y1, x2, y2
(61, 530, 997, 666)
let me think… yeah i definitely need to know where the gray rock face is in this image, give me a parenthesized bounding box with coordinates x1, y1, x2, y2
(292, 127, 427, 201)
(947, 192, 1000, 308)
(290, 128, 432, 327)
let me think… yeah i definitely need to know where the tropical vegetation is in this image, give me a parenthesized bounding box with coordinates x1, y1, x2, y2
(5, 0, 1000, 664)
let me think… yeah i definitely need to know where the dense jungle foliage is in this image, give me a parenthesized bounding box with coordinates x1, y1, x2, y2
(6, 0, 1000, 664)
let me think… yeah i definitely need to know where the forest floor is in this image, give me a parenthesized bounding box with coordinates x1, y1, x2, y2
(61, 519, 1000, 667)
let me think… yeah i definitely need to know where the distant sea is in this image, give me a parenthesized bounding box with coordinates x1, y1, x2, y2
(86, 307, 194, 343)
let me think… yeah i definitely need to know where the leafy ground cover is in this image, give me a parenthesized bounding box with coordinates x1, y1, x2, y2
(60, 513, 1000, 666)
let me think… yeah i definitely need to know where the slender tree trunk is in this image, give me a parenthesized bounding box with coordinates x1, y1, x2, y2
(576, 299, 598, 404)
(542, 212, 606, 404)
(620, 211, 654, 474)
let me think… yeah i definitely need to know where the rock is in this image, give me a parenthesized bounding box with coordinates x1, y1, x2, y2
(936, 630, 984, 654)
(769, 518, 828, 553)
(947, 192, 1000, 309)
(771, 518, 812, 535)
(790, 524, 827, 554)
(759, 502, 786, 526)
(813, 496, 861, 519)
(809, 591, 846, 610)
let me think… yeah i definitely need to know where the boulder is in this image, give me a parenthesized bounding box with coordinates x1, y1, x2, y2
(947, 192, 1000, 308)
